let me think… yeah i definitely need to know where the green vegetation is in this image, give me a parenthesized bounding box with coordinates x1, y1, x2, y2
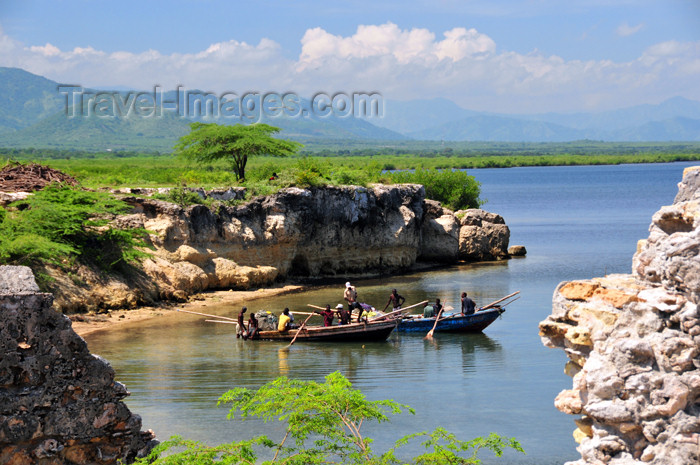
(0, 184, 149, 270)
(174, 123, 303, 181)
(390, 169, 482, 210)
(135, 372, 523, 465)
(3, 140, 700, 211)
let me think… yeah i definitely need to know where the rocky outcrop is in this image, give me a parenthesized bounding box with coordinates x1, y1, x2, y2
(455, 208, 511, 261)
(540, 167, 700, 464)
(0, 265, 156, 464)
(50, 184, 512, 312)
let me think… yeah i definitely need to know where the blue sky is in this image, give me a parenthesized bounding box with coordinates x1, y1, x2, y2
(0, 0, 698, 113)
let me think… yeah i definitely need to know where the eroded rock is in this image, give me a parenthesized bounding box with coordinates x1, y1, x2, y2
(0, 266, 157, 464)
(540, 167, 700, 465)
(52, 184, 513, 312)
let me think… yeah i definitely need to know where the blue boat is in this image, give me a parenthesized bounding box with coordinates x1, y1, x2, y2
(396, 307, 505, 333)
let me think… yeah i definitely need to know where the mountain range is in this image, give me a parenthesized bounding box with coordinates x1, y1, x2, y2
(0, 66, 698, 151)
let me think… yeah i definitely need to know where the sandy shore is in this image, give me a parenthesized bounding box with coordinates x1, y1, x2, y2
(70, 284, 304, 337)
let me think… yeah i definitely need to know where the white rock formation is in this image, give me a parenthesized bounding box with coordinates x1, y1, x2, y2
(540, 166, 700, 464)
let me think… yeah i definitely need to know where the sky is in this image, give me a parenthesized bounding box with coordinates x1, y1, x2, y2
(0, 0, 699, 113)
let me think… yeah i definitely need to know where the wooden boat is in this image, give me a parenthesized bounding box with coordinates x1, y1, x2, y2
(255, 319, 398, 342)
(396, 307, 504, 333)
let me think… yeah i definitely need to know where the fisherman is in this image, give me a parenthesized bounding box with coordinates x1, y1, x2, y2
(434, 298, 444, 316)
(344, 282, 364, 322)
(248, 312, 259, 339)
(423, 298, 443, 318)
(237, 306, 248, 339)
(315, 304, 335, 327)
(461, 292, 477, 315)
(337, 304, 351, 325)
(382, 288, 406, 312)
(278, 308, 292, 332)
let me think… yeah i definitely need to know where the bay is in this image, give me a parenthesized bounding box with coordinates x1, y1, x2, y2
(84, 161, 696, 464)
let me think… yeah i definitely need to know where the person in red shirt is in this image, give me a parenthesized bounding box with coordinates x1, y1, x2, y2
(315, 304, 335, 327)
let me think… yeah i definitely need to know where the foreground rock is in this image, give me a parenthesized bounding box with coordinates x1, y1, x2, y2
(52, 184, 513, 312)
(540, 167, 700, 464)
(0, 265, 156, 464)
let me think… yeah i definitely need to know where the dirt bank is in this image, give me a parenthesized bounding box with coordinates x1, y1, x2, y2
(70, 284, 304, 337)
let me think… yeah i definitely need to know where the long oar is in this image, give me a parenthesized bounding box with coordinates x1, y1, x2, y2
(368, 307, 407, 322)
(480, 291, 520, 311)
(282, 312, 315, 350)
(174, 308, 239, 322)
(497, 295, 520, 309)
(425, 304, 446, 339)
(369, 300, 429, 322)
(205, 319, 237, 325)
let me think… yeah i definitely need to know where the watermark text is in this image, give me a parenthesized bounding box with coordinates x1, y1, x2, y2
(58, 86, 383, 122)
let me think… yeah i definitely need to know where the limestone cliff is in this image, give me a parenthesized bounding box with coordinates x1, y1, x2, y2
(540, 167, 700, 464)
(0, 265, 156, 464)
(52, 184, 512, 312)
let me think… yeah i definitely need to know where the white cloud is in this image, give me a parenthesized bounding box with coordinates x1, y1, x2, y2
(298, 23, 495, 68)
(0, 23, 697, 113)
(616, 21, 645, 37)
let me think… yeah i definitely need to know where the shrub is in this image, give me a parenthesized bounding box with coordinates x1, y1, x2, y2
(0, 184, 150, 270)
(247, 162, 281, 182)
(162, 187, 206, 207)
(293, 156, 330, 187)
(389, 168, 482, 211)
(135, 372, 524, 465)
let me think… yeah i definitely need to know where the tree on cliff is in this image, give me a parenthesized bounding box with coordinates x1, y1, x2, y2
(174, 122, 302, 181)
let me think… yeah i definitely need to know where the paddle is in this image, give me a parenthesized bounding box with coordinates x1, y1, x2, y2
(368, 307, 408, 322)
(173, 308, 239, 322)
(369, 300, 429, 321)
(479, 291, 520, 311)
(308, 304, 358, 314)
(282, 312, 315, 350)
(496, 295, 520, 309)
(205, 319, 237, 325)
(425, 303, 446, 339)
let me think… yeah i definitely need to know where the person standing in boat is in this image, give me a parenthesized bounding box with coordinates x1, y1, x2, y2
(336, 304, 351, 325)
(382, 288, 406, 312)
(237, 306, 248, 339)
(248, 312, 259, 339)
(461, 292, 477, 315)
(344, 282, 363, 322)
(278, 308, 292, 332)
(315, 304, 336, 327)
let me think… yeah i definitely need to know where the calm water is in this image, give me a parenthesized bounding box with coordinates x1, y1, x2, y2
(84, 162, 695, 464)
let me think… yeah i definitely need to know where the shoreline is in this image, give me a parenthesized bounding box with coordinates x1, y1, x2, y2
(70, 284, 305, 337)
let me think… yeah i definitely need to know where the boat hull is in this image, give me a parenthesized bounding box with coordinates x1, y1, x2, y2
(256, 319, 397, 342)
(396, 308, 504, 333)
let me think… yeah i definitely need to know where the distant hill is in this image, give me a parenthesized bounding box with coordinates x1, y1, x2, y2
(397, 97, 700, 142)
(0, 68, 406, 151)
(408, 115, 583, 142)
(1, 66, 699, 149)
(371, 98, 478, 134)
(611, 117, 700, 142)
(0, 109, 191, 151)
(511, 96, 700, 132)
(0, 67, 65, 133)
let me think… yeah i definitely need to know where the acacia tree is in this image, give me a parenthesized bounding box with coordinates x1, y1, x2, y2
(134, 372, 524, 465)
(174, 122, 301, 181)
